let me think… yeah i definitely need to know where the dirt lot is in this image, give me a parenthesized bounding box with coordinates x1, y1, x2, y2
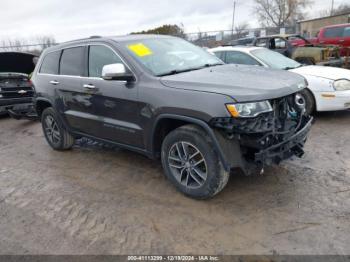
(0, 111, 349, 255)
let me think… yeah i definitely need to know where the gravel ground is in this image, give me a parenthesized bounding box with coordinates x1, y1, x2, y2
(0, 111, 349, 255)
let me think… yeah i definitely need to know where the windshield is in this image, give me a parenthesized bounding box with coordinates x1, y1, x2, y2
(251, 49, 302, 70)
(124, 38, 223, 76)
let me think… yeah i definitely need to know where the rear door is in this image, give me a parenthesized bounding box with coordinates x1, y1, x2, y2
(81, 44, 143, 148)
(56, 46, 98, 135)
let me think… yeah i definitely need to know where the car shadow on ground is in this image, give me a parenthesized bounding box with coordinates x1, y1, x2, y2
(313, 109, 350, 119)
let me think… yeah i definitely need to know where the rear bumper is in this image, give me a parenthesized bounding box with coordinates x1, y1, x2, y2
(0, 97, 33, 109)
(255, 117, 313, 165)
(0, 98, 36, 119)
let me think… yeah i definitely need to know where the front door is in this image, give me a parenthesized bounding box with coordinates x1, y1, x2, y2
(81, 44, 143, 148)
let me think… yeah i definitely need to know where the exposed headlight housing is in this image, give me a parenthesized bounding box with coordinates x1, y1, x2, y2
(333, 79, 350, 91)
(226, 101, 273, 118)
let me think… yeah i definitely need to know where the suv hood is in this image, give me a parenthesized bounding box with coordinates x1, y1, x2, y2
(0, 52, 37, 75)
(290, 65, 350, 81)
(160, 64, 305, 102)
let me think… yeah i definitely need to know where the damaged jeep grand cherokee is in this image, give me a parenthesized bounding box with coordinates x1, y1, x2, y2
(32, 35, 312, 199)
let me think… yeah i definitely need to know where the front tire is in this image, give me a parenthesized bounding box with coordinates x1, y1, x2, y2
(300, 89, 315, 115)
(161, 125, 229, 199)
(41, 107, 75, 150)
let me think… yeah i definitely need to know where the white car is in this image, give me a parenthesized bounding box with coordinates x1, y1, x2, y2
(210, 46, 350, 114)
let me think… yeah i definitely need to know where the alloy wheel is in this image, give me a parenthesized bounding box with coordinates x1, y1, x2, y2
(168, 141, 208, 189)
(44, 115, 61, 145)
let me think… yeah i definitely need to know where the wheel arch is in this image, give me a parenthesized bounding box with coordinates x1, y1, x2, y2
(35, 98, 53, 118)
(150, 114, 231, 171)
(302, 87, 317, 112)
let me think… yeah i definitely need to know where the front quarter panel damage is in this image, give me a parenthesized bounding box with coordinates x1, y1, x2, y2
(210, 93, 313, 174)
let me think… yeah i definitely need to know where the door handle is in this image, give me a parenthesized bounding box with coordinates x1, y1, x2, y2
(50, 80, 59, 85)
(83, 84, 97, 90)
(339, 40, 345, 43)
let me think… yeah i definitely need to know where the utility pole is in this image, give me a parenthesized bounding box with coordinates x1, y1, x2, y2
(231, 0, 236, 37)
(330, 0, 334, 15)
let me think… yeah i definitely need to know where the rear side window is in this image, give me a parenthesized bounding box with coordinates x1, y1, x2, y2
(60, 47, 85, 76)
(40, 51, 61, 74)
(88, 45, 123, 78)
(225, 51, 260, 66)
(324, 27, 344, 38)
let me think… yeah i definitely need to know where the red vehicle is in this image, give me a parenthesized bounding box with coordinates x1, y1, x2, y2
(312, 24, 350, 56)
(288, 36, 318, 47)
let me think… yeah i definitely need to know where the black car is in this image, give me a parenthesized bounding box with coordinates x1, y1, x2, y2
(0, 52, 37, 118)
(32, 35, 312, 199)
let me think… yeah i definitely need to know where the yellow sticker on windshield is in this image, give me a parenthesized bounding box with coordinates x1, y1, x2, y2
(128, 43, 153, 57)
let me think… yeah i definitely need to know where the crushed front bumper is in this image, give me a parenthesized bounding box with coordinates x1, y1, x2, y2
(210, 93, 314, 174)
(255, 117, 313, 165)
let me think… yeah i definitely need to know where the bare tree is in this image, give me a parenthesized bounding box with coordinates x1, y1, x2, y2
(0, 38, 28, 52)
(0, 35, 57, 53)
(318, 3, 350, 18)
(35, 35, 57, 50)
(235, 22, 249, 38)
(253, 0, 312, 27)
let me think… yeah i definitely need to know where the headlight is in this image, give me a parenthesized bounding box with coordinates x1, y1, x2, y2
(226, 101, 273, 118)
(333, 79, 350, 91)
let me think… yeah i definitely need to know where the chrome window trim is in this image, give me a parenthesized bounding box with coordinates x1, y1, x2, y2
(37, 43, 138, 83)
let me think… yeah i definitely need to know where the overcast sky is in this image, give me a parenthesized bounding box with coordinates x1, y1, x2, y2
(0, 0, 348, 43)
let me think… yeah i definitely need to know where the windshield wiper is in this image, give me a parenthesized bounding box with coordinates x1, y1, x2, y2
(283, 64, 304, 70)
(203, 63, 224, 68)
(157, 68, 199, 77)
(157, 63, 224, 77)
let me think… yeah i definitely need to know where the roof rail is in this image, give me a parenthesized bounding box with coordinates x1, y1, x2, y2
(89, 36, 102, 39)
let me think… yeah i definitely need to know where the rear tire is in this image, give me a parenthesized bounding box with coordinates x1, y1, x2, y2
(41, 107, 75, 150)
(161, 124, 229, 199)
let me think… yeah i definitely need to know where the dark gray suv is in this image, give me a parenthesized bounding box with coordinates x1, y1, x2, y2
(32, 35, 312, 199)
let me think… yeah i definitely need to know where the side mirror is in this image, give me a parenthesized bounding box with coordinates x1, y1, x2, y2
(102, 63, 135, 81)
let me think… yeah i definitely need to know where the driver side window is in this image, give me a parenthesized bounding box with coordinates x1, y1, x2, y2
(89, 45, 124, 78)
